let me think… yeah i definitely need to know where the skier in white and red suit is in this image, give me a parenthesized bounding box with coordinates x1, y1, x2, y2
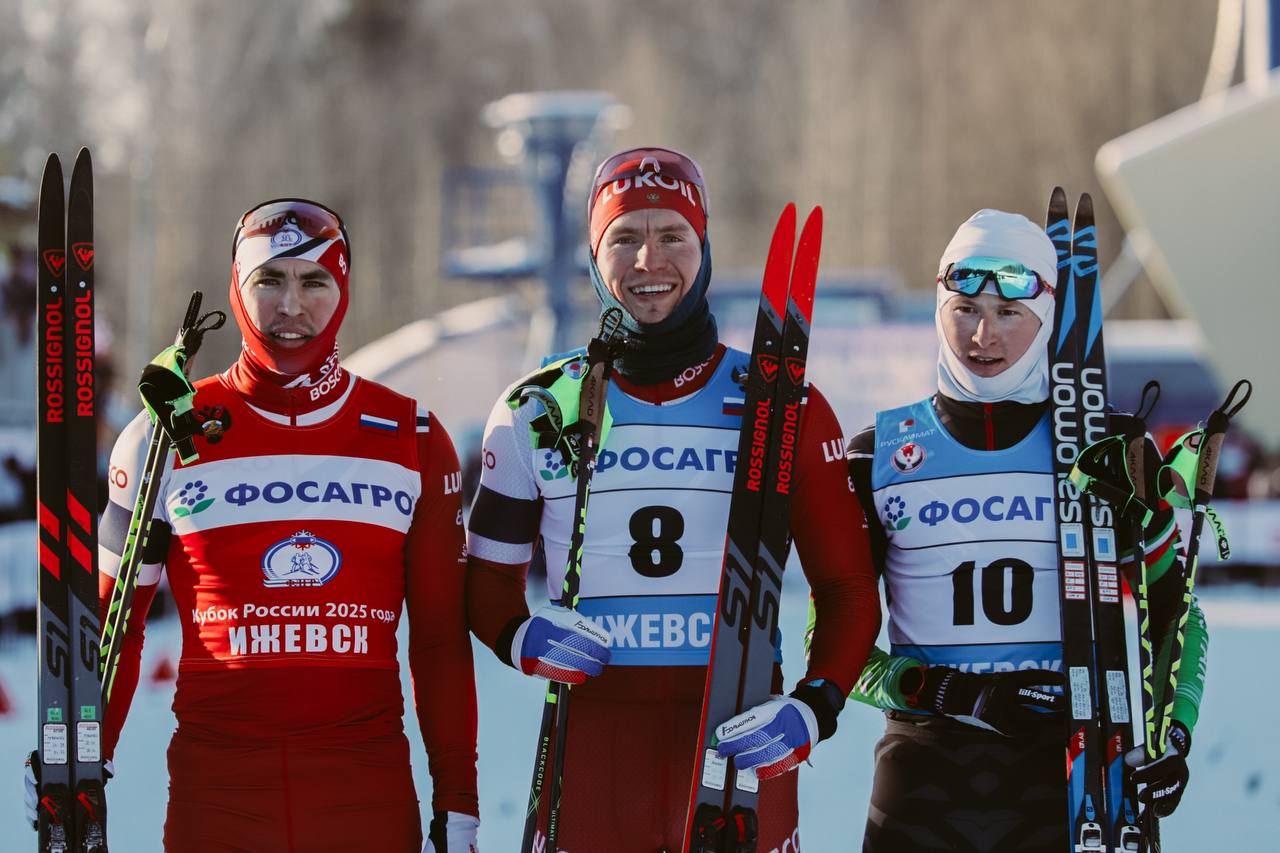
(465, 148, 882, 852)
(97, 199, 480, 852)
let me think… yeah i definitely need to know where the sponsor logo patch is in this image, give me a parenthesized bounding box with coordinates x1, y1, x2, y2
(71, 242, 94, 270)
(269, 226, 303, 251)
(891, 442, 927, 474)
(43, 249, 66, 276)
(883, 495, 910, 530)
(538, 449, 570, 481)
(171, 480, 215, 517)
(262, 530, 342, 588)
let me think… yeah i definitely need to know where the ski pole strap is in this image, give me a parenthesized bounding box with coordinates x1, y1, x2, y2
(138, 345, 201, 464)
(507, 309, 627, 474)
(1157, 438, 1234, 558)
(1157, 378, 1253, 510)
(137, 292, 226, 464)
(1070, 433, 1154, 527)
(1127, 380, 1161, 506)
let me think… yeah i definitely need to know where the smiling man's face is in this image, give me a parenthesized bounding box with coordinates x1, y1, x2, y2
(594, 207, 702, 325)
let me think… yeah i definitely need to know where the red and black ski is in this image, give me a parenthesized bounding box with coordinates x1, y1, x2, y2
(683, 204, 822, 853)
(37, 148, 107, 853)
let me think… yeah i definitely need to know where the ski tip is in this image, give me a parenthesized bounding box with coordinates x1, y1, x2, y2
(73, 147, 93, 173)
(1045, 187, 1068, 225)
(1075, 192, 1094, 218)
(42, 152, 63, 181)
(789, 207, 823, 318)
(797, 204, 824, 258)
(762, 204, 798, 315)
(802, 204, 824, 232)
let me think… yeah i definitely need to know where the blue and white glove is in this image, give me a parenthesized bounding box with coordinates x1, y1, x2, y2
(714, 679, 845, 780)
(423, 810, 479, 853)
(509, 604, 611, 684)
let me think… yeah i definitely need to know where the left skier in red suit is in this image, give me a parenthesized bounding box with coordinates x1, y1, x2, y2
(95, 200, 479, 852)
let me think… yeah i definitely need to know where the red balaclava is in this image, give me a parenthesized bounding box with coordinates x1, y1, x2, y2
(227, 199, 350, 412)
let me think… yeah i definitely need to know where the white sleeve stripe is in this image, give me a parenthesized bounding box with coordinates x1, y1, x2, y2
(466, 531, 534, 565)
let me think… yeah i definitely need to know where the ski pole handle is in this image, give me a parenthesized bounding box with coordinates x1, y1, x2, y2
(175, 290, 227, 362)
(1125, 380, 1160, 505)
(1193, 379, 1251, 506)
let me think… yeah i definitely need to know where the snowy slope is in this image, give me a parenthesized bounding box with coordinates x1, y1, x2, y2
(1, 584, 1276, 851)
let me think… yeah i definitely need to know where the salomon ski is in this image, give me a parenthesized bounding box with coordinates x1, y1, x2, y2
(1046, 188, 1109, 853)
(1068, 194, 1141, 851)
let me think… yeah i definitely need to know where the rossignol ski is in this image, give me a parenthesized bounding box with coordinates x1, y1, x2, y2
(1069, 193, 1141, 852)
(37, 148, 107, 853)
(683, 203, 822, 853)
(1046, 188, 1110, 853)
(519, 309, 626, 853)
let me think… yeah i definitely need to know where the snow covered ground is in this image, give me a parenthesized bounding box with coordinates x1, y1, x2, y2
(1, 580, 1276, 851)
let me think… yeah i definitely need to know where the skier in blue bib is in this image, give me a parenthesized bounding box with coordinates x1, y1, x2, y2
(839, 209, 1209, 852)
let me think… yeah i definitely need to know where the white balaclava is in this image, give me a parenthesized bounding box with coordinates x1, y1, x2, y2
(935, 209, 1059, 404)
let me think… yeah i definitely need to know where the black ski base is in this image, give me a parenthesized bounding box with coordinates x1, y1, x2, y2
(689, 804, 758, 853)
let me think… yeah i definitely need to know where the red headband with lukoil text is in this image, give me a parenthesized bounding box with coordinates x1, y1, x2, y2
(588, 148, 708, 253)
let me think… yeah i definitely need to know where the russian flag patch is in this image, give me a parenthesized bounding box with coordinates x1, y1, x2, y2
(360, 413, 399, 435)
(722, 396, 744, 416)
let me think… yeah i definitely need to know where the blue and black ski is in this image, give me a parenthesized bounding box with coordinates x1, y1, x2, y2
(1047, 188, 1108, 853)
(1070, 194, 1141, 852)
(1049, 190, 1140, 852)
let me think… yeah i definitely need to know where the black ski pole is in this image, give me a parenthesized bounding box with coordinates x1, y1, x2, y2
(99, 293, 224, 707)
(520, 309, 625, 853)
(1141, 378, 1251, 848)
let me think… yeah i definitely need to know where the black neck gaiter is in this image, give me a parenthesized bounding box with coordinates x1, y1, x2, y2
(589, 237, 719, 385)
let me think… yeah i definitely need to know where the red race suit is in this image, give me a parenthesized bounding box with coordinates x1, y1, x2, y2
(99, 362, 477, 853)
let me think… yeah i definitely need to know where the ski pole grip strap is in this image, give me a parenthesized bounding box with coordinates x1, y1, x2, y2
(1193, 377, 1251, 503)
(1124, 433, 1146, 503)
(1205, 506, 1231, 560)
(1070, 435, 1152, 526)
(1193, 431, 1226, 504)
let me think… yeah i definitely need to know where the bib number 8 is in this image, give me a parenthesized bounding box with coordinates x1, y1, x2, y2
(629, 506, 684, 578)
(952, 557, 1033, 626)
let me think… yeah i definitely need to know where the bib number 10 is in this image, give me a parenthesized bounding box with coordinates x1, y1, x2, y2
(952, 558, 1033, 626)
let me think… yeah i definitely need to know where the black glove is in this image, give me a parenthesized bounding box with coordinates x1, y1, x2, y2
(903, 666, 1065, 737)
(1125, 721, 1191, 818)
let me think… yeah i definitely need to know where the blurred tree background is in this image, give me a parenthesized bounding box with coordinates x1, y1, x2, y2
(1, 0, 1221, 406)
